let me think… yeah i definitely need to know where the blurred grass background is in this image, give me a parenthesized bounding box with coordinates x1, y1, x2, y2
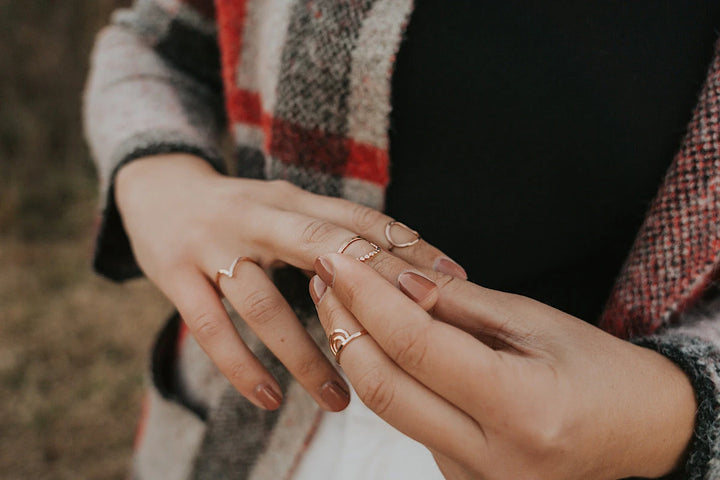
(0, 2, 172, 478)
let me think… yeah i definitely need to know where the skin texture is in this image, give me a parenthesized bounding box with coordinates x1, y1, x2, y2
(114, 153, 462, 411)
(311, 253, 698, 480)
(117, 153, 697, 477)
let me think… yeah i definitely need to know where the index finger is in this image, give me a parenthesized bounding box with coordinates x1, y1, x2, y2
(314, 253, 505, 417)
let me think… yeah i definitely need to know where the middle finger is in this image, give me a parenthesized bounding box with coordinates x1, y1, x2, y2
(216, 256, 351, 412)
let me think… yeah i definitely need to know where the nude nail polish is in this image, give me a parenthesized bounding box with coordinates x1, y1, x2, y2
(398, 271, 437, 303)
(320, 380, 350, 411)
(309, 275, 327, 304)
(433, 256, 468, 279)
(255, 384, 282, 411)
(314, 256, 335, 285)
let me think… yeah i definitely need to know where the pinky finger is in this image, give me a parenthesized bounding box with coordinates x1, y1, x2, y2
(165, 268, 284, 411)
(310, 276, 485, 468)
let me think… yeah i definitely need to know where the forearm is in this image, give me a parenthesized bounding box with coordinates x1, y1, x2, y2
(83, 1, 225, 279)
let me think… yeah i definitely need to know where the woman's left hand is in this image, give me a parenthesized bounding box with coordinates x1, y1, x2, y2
(310, 253, 697, 480)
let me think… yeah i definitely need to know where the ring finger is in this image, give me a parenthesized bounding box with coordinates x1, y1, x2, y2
(215, 256, 351, 412)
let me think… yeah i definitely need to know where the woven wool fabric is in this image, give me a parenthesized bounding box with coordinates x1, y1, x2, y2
(83, 1, 720, 479)
(600, 44, 720, 339)
(214, 0, 402, 205)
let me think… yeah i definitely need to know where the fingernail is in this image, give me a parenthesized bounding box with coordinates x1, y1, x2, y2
(398, 271, 437, 303)
(255, 384, 282, 411)
(315, 256, 335, 285)
(309, 275, 327, 304)
(320, 380, 350, 411)
(433, 257, 467, 279)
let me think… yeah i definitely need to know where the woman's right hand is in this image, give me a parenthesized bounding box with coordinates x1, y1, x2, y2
(114, 153, 466, 412)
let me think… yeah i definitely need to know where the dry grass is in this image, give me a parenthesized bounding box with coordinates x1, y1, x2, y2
(0, 1, 174, 478)
(0, 239, 169, 480)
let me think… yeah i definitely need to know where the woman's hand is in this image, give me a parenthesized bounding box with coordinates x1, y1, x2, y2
(310, 253, 698, 479)
(114, 153, 466, 412)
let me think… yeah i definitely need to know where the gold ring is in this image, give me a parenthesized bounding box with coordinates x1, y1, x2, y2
(215, 256, 257, 286)
(329, 328, 369, 365)
(384, 221, 420, 248)
(337, 235, 381, 263)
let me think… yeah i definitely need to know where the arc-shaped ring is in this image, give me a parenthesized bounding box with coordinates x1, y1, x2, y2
(329, 328, 369, 365)
(385, 221, 420, 248)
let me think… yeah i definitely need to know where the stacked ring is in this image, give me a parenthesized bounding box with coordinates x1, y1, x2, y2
(337, 235, 381, 263)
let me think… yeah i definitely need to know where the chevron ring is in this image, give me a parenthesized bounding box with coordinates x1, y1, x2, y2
(215, 256, 258, 286)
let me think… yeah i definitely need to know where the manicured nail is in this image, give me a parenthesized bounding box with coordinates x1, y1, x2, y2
(309, 275, 327, 304)
(255, 384, 282, 411)
(315, 256, 335, 285)
(398, 271, 437, 303)
(433, 257, 468, 280)
(320, 380, 350, 411)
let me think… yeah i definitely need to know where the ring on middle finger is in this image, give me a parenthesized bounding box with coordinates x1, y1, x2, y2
(384, 221, 420, 248)
(337, 235, 381, 263)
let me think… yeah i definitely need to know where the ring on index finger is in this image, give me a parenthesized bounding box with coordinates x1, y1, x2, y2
(215, 256, 258, 286)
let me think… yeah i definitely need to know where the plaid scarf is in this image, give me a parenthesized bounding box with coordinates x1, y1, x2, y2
(213, 0, 720, 339)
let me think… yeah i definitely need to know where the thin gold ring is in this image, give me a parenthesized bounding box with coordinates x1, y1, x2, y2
(329, 328, 369, 365)
(337, 235, 381, 263)
(384, 221, 420, 248)
(215, 256, 258, 286)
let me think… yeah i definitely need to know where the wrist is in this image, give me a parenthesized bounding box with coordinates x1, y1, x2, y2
(619, 345, 697, 479)
(114, 153, 218, 215)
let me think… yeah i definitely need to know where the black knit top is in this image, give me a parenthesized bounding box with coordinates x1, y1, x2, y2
(387, 1, 720, 322)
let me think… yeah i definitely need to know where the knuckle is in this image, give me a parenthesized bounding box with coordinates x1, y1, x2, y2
(294, 354, 327, 379)
(268, 179, 297, 196)
(386, 325, 429, 370)
(321, 301, 347, 327)
(520, 412, 567, 459)
(364, 252, 397, 277)
(191, 311, 224, 342)
(300, 219, 337, 246)
(355, 365, 395, 417)
(243, 290, 285, 326)
(184, 222, 212, 250)
(226, 360, 251, 383)
(351, 204, 384, 233)
(341, 279, 365, 311)
(214, 179, 253, 212)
